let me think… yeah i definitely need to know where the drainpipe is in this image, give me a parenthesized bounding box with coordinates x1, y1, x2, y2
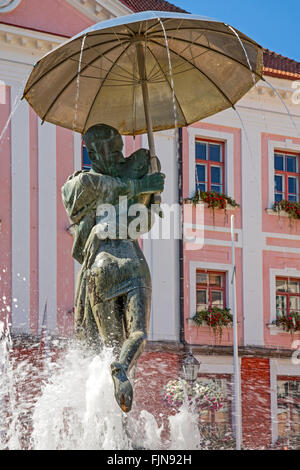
(178, 127, 187, 352)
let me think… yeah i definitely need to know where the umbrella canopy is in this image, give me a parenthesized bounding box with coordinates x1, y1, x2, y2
(23, 11, 263, 136)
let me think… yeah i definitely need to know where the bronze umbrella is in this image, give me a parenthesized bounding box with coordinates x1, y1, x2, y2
(23, 11, 263, 187)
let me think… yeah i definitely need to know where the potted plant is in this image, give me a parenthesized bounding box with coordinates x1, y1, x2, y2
(273, 312, 300, 334)
(272, 200, 300, 222)
(161, 378, 224, 412)
(192, 306, 233, 342)
(185, 190, 239, 222)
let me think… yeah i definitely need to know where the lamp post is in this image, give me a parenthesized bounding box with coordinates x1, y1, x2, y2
(231, 215, 242, 450)
(181, 351, 200, 384)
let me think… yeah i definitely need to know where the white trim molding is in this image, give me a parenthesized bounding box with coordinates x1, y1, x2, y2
(269, 267, 300, 324)
(187, 126, 235, 200)
(0, 23, 65, 65)
(66, 0, 131, 21)
(195, 354, 235, 374)
(189, 260, 233, 319)
(270, 358, 300, 444)
(267, 138, 300, 208)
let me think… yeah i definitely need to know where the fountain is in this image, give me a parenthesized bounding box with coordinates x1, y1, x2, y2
(0, 326, 203, 450)
(1, 11, 284, 451)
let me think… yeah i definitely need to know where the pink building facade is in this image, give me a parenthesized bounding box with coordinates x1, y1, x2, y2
(0, 0, 300, 449)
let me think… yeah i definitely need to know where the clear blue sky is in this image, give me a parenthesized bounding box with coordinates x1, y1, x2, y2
(174, 0, 300, 62)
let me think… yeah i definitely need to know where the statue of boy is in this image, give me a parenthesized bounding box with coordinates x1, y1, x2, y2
(62, 124, 165, 413)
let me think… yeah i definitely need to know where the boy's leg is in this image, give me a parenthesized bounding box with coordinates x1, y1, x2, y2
(119, 287, 151, 373)
(110, 287, 151, 413)
(90, 297, 124, 356)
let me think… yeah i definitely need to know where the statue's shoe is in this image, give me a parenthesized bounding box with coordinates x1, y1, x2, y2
(110, 361, 133, 413)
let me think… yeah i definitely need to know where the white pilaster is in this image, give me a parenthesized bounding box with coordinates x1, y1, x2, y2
(142, 130, 179, 342)
(38, 120, 57, 334)
(11, 85, 30, 333)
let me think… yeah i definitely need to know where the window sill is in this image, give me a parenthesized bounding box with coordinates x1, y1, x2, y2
(185, 201, 238, 211)
(267, 323, 300, 335)
(187, 318, 233, 328)
(265, 209, 289, 217)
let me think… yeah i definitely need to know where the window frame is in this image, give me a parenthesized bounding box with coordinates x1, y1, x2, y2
(275, 276, 300, 317)
(196, 270, 227, 311)
(197, 373, 233, 431)
(277, 375, 300, 438)
(195, 138, 225, 194)
(274, 150, 300, 202)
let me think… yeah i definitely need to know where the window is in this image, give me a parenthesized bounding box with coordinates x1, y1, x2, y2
(274, 151, 300, 202)
(277, 377, 300, 439)
(197, 375, 232, 433)
(276, 277, 300, 318)
(195, 139, 225, 193)
(82, 143, 91, 170)
(196, 271, 226, 312)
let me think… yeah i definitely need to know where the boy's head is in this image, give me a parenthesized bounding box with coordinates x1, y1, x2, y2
(83, 124, 125, 176)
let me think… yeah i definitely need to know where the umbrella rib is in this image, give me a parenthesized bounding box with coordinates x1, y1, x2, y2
(148, 39, 235, 109)
(148, 50, 210, 81)
(149, 35, 262, 80)
(23, 37, 130, 99)
(146, 45, 188, 127)
(82, 43, 132, 134)
(69, 58, 135, 82)
(40, 41, 128, 125)
(144, 17, 175, 35)
(149, 26, 260, 47)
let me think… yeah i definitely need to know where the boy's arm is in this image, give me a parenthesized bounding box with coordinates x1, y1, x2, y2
(79, 171, 165, 199)
(62, 171, 165, 224)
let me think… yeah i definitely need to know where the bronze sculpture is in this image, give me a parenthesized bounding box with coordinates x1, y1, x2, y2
(62, 124, 165, 413)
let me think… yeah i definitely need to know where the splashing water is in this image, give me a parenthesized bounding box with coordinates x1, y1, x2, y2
(0, 89, 22, 144)
(0, 71, 32, 144)
(226, 23, 300, 137)
(225, 23, 267, 165)
(0, 330, 204, 450)
(263, 78, 300, 137)
(225, 24, 256, 85)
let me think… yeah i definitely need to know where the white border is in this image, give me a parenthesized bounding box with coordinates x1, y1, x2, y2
(38, 119, 57, 334)
(195, 354, 235, 374)
(269, 267, 300, 323)
(187, 126, 235, 199)
(267, 138, 300, 208)
(189, 260, 233, 318)
(11, 84, 30, 333)
(270, 358, 300, 444)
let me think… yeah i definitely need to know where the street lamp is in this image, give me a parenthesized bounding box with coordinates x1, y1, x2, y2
(181, 351, 200, 383)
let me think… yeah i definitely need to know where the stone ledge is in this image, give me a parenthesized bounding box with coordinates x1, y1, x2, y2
(7, 334, 297, 359)
(265, 208, 289, 217)
(187, 318, 234, 328)
(185, 200, 238, 211)
(267, 323, 300, 336)
(185, 344, 295, 359)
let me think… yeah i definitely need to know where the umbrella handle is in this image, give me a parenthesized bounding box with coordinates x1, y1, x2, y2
(136, 42, 161, 205)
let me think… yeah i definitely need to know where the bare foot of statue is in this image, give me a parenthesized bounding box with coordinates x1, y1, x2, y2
(110, 361, 133, 413)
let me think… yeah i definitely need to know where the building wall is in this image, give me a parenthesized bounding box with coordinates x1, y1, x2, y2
(183, 83, 300, 351)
